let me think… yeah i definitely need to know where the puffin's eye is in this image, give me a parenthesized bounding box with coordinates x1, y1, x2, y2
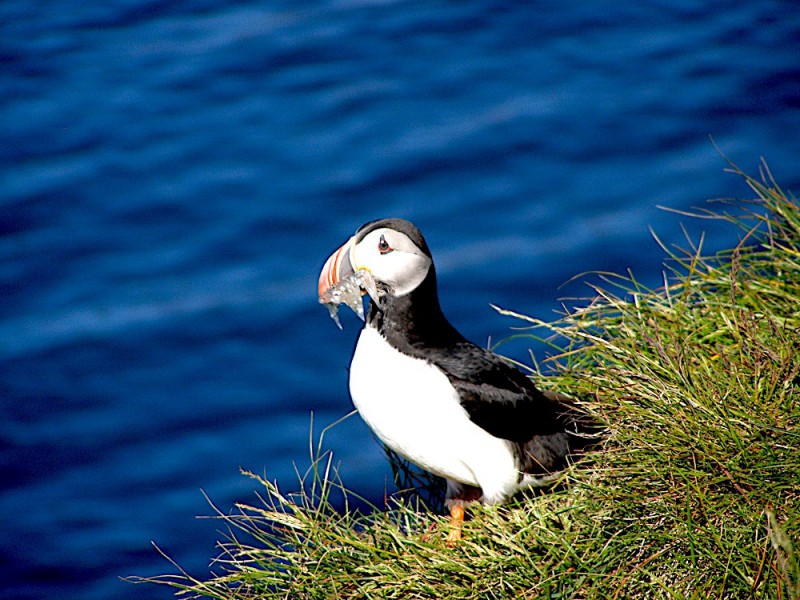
(378, 234, 393, 254)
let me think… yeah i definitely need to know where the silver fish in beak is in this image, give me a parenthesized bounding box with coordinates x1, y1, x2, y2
(318, 236, 379, 328)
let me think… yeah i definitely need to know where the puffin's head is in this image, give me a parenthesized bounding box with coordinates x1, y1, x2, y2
(318, 218, 433, 301)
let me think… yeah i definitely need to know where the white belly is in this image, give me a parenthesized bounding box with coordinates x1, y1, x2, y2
(349, 326, 519, 500)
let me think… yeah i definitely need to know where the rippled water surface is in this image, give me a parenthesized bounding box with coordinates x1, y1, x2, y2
(2, 1, 798, 598)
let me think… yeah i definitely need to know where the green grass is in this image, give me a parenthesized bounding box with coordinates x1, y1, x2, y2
(133, 161, 800, 599)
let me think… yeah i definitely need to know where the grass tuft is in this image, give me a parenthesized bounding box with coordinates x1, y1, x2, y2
(132, 161, 799, 598)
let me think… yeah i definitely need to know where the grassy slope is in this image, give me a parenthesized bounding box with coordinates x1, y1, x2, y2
(138, 163, 799, 599)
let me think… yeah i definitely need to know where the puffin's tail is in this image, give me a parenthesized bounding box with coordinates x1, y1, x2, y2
(544, 389, 603, 453)
(517, 390, 602, 478)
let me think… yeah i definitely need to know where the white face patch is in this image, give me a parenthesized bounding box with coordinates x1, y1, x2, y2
(352, 228, 432, 297)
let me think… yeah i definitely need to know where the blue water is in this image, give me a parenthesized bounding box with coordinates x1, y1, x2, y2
(2, 1, 798, 598)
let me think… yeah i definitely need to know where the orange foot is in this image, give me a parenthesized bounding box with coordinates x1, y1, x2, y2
(445, 505, 465, 546)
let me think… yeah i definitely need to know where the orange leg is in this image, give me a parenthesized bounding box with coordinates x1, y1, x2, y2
(446, 504, 465, 545)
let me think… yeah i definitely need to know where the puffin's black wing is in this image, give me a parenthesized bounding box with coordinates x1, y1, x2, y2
(428, 342, 568, 443)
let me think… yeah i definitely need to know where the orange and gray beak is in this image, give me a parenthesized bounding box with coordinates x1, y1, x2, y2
(318, 236, 356, 300)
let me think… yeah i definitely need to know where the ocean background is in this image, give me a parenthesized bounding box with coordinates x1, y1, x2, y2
(2, 1, 798, 598)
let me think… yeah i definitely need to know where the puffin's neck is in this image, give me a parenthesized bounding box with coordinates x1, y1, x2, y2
(366, 267, 465, 352)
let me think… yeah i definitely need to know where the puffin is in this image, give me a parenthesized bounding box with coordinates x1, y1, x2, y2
(318, 218, 595, 542)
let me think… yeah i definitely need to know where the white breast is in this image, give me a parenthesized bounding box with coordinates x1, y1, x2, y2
(349, 325, 520, 501)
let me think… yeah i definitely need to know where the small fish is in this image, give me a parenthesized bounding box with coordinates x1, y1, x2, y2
(319, 270, 379, 329)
